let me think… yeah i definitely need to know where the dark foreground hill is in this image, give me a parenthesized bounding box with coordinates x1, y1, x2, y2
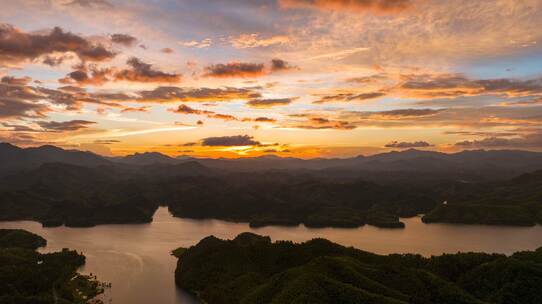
(0, 229, 104, 303)
(174, 233, 542, 304)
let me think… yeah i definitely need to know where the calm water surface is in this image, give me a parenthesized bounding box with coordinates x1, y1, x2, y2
(1, 207, 542, 304)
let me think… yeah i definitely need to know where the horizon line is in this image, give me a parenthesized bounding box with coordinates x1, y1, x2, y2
(2, 142, 540, 161)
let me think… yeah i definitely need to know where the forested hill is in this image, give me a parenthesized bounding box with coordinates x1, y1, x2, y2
(1, 161, 542, 229)
(175, 233, 542, 304)
(0, 228, 46, 249)
(0, 229, 104, 303)
(1, 143, 542, 228)
(0, 163, 433, 228)
(423, 169, 542, 226)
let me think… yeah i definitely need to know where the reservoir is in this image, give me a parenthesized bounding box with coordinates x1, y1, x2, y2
(1, 207, 542, 304)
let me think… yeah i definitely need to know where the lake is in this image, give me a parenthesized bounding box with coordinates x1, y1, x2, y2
(1, 206, 542, 304)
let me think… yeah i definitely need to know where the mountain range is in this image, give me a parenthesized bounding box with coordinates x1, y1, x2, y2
(1, 142, 542, 228)
(3, 142, 542, 180)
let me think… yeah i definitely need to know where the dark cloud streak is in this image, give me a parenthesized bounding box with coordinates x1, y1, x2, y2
(385, 141, 433, 148)
(313, 92, 385, 104)
(110, 34, 137, 47)
(201, 135, 260, 146)
(0, 24, 115, 65)
(204, 62, 265, 78)
(247, 97, 294, 108)
(36, 120, 96, 132)
(114, 57, 181, 83)
(279, 0, 413, 14)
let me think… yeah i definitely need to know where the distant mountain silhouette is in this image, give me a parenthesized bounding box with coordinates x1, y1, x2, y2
(330, 149, 542, 174)
(112, 151, 180, 166)
(0, 143, 110, 175)
(5, 143, 542, 178)
(171, 149, 542, 179)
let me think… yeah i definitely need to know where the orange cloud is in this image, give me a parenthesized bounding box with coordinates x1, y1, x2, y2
(110, 33, 137, 47)
(279, 0, 413, 14)
(253, 117, 277, 123)
(0, 98, 49, 119)
(246, 97, 295, 108)
(169, 104, 213, 115)
(283, 115, 356, 130)
(59, 66, 112, 86)
(362, 108, 443, 120)
(169, 104, 238, 121)
(137, 86, 261, 103)
(171, 104, 280, 123)
(120, 106, 151, 113)
(0, 24, 116, 66)
(114, 57, 181, 83)
(1, 76, 32, 85)
(341, 106, 542, 129)
(385, 140, 433, 148)
(270, 59, 296, 72)
(60, 58, 181, 86)
(208, 113, 238, 121)
(313, 92, 385, 104)
(36, 120, 96, 132)
(203, 62, 265, 78)
(229, 34, 290, 49)
(455, 131, 542, 149)
(398, 74, 542, 99)
(201, 135, 260, 146)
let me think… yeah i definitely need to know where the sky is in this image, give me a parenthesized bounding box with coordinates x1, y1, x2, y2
(1, 0, 542, 158)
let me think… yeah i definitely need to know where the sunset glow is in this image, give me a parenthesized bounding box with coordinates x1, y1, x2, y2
(1, 0, 542, 158)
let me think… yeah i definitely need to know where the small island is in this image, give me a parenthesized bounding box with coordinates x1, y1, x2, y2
(175, 233, 542, 304)
(0, 229, 105, 304)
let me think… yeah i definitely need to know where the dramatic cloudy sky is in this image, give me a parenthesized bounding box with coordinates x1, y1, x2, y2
(1, 0, 542, 157)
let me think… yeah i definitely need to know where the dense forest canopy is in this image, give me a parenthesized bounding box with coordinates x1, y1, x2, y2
(175, 233, 542, 304)
(0, 143, 541, 228)
(0, 229, 104, 304)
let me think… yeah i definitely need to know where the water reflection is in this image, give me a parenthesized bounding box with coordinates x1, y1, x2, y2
(1, 207, 542, 303)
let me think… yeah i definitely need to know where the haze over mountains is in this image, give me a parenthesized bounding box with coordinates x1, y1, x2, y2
(111, 147, 542, 176)
(3, 142, 542, 179)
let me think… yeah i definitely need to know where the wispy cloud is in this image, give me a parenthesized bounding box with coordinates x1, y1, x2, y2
(179, 38, 212, 48)
(229, 33, 290, 49)
(308, 47, 370, 61)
